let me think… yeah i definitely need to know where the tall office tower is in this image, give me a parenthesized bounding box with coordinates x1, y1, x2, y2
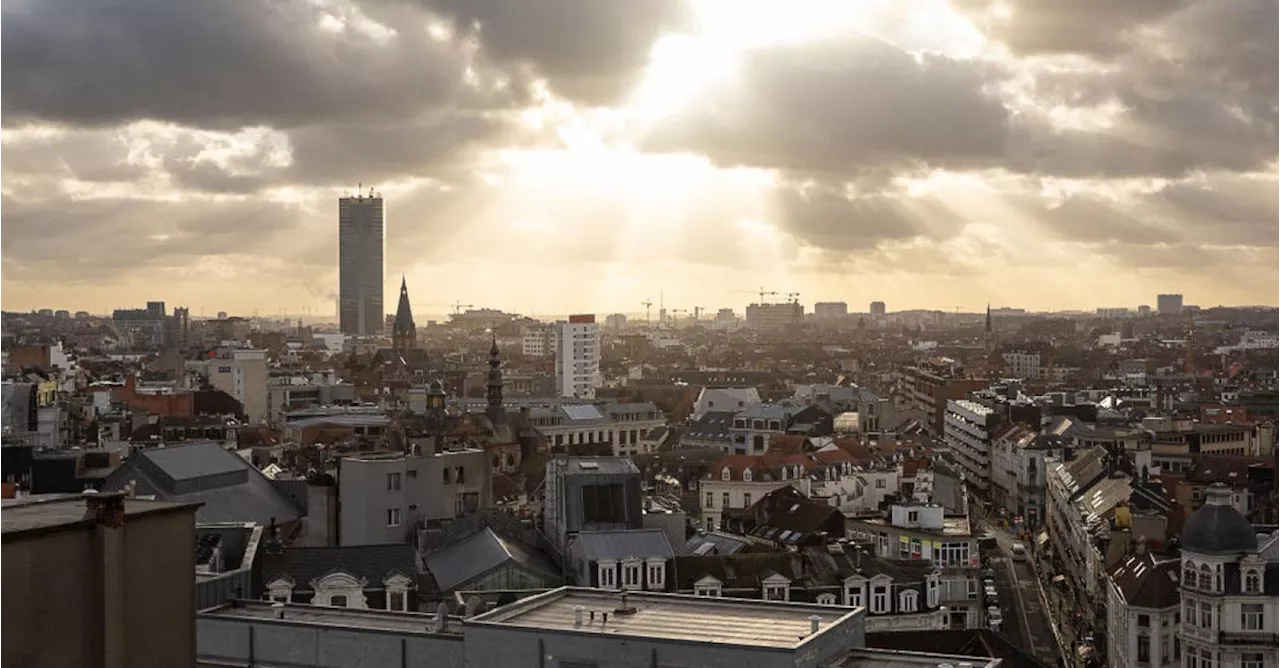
(1156, 293, 1183, 316)
(338, 192, 385, 335)
(869, 301, 887, 316)
(553, 315, 602, 399)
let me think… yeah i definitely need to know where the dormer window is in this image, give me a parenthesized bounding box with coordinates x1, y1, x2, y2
(844, 577, 866, 608)
(694, 575, 722, 597)
(598, 560, 618, 589)
(621, 558, 642, 590)
(871, 584, 889, 614)
(645, 558, 666, 590)
(722, 468, 732, 481)
(926, 573, 940, 608)
(1244, 569, 1262, 593)
(743, 469, 753, 482)
(816, 593, 838, 605)
(900, 590, 918, 613)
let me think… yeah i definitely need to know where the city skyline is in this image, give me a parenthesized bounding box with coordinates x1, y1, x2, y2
(2, 0, 1276, 315)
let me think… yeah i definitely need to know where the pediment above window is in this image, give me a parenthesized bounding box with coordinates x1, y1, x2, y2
(383, 572, 413, 588)
(266, 573, 295, 589)
(311, 570, 368, 590)
(695, 574, 723, 587)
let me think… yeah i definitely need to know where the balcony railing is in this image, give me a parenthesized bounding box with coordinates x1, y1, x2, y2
(1219, 631, 1279, 647)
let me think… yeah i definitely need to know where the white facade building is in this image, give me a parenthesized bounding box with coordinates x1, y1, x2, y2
(553, 315, 602, 399)
(1177, 485, 1278, 668)
(207, 348, 268, 424)
(943, 399, 997, 495)
(1001, 352, 1041, 379)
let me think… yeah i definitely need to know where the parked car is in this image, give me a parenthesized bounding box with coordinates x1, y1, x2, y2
(1010, 542, 1027, 561)
(981, 568, 997, 580)
(987, 606, 1003, 631)
(984, 585, 999, 602)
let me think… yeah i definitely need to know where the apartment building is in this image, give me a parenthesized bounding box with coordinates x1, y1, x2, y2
(699, 454, 814, 530)
(553, 315, 602, 399)
(206, 348, 269, 424)
(901, 365, 987, 436)
(943, 399, 999, 497)
(846, 502, 982, 629)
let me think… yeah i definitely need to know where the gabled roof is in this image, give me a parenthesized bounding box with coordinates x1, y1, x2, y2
(424, 527, 560, 593)
(1108, 552, 1181, 609)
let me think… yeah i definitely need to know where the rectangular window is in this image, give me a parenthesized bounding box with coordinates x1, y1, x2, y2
(1138, 636, 1150, 663)
(387, 472, 401, 491)
(1200, 602, 1212, 629)
(455, 467, 465, 484)
(1242, 603, 1264, 631)
(743, 493, 752, 507)
(622, 563, 640, 588)
(443, 468, 451, 484)
(908, 511, 919, 522)
(705, 492, 714, 508)
(389, 591, 406, 611)
(1184, 601, 1196, 627)
(722, 492, 730, 508)
(1242, 654, 1264, 668)
(387, 508, 401, 527)
(1137, 614, 1150, 627)
(765, 585, 788, 601)
(876, 479, 885, 489)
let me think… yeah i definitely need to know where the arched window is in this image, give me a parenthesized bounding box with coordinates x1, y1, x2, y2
(1244, 569, 1262, 593)
(1198, 564, 1212, 592)
(1183, 561, 1197, 587)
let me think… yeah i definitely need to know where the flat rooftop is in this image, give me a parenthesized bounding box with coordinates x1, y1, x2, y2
(848, 516, 973, 537)
(201, 601, 463, 636)
(467, 587, 858, 649)
(1, 495, 198, 537)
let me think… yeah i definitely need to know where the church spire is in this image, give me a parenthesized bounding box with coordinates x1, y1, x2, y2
(486, 332, 503, 408)
(392, 275, 416, 354)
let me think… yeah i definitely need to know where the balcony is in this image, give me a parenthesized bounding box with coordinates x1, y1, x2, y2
(1219, 631, 1279, 647)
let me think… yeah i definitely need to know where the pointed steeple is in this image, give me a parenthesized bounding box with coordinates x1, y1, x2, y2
(486, 332, 503, 408)
(393, 276, 416, 354)
(985, 304, 992, 334)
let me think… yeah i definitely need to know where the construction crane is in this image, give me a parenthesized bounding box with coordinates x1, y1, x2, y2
(641, 299, 653, 323)
(417, 301, 474, 315)
(671, 308, 689, 323)
(786, 292, 800, 304)
(733, 287, 779, 303)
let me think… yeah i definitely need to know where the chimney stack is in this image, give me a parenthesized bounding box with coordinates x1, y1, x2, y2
(84, 491, 127, 528)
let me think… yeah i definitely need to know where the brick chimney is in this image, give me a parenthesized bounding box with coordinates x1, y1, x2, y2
(84, 491, 128, 528)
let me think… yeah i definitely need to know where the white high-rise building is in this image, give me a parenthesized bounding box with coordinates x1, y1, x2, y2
(553, 315, 602, 399)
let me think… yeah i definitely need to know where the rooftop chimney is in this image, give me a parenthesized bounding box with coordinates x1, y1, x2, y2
(83, 491, 127, 528)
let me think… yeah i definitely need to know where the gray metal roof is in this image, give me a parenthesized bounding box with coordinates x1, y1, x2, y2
(575, 529, 674, 561)
(735, 403, 794, 420)
(104, 444, 301, 525)
(683, 531, 749, 556)
(425, 527, 560, 593)
(143, 443, 245, 481)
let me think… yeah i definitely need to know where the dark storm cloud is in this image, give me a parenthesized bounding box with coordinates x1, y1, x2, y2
(162, 113, 513, 194)
(642, 35, 1012, 173)
(0, 194, 316, 281)
(952, 0, 1183, 57)
(1, 0, 517, 129)
(774, 184, 968, 251)
(411, 0, 693, 105)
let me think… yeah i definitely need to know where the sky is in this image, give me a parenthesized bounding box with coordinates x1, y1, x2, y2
(1, 0, 1277, 317)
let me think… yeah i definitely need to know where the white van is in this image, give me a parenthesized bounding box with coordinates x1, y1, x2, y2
(1010, 543, 1027, 561)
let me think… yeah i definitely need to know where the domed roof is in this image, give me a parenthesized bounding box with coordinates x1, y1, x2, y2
(1181, 483, 1258, 554)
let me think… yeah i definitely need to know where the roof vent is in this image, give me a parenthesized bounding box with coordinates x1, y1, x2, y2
(809, 615, 822, 634)
(615, 590, 637, 616)
(271, 602, 285, 619)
